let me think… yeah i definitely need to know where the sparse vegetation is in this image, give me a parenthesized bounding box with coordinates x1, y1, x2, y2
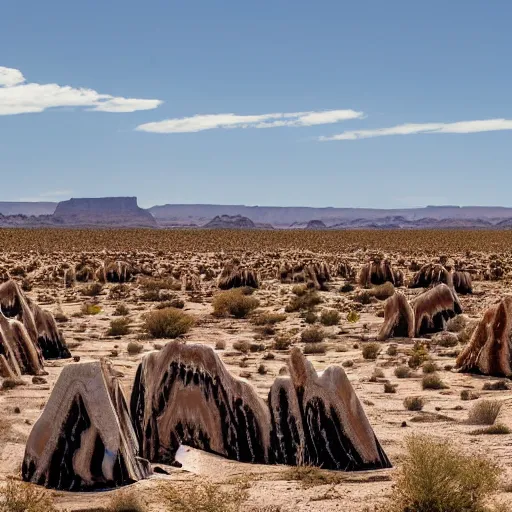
(320, 309, 340, 326)
(362, 342, 381, 360)
(127, 341, 144, 355)
(285, 290, 321, 312)
(422, 373, 448, 390)
(0, 479, 59, 512)
(303, 343, 327, 354)
(467, 400, 502, 425)
(300, 326, 325, 344)
(346, 310, 360, 323)
(386, 435, 502, 512)
(113, 303, 130, 316)
(404, 396, 425, 411)
(81, 303, 102, 315)
(213, 289, 259, 318)
(107, 318, 131, 336)
(143, 308, 194, 338)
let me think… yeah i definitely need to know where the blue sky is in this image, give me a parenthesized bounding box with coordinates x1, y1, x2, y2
(1, 0, 511, 208)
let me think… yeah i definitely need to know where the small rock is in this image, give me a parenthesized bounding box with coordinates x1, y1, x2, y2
(32, 376, 47, 385)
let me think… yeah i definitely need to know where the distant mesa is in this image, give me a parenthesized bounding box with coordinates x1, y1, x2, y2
(53, 197, 157, 228)
(203, 214, 257, 229)
(305, 219, 327, 229)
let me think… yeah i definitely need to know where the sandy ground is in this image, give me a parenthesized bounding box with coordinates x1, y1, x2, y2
(1, 254, 512, 511)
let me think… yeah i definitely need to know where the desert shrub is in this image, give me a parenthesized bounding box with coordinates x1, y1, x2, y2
(482, 380, 510, 391)
(143, 308, 194, 338)
(81, 303, 101, 315)
(257, 364, 267, 375)
(346, 310, 360, 323)
(155, 298, 185, 310)
(384, 382, 397, 393)
(304, 311, 318, 324)
(127, 341, 144, 355)
(0, 479, 58, 512)
(285, 291, 321, 312)
(422, 361, 438, 374)
(252, 313, 286, 326)
(113, 303, 130, 316)
(292, 284, 308, 296)
(157, 480, 248, 512)
(470, 423, 511, 436)
(249, 342, 266, 352)
(387, 344, 398, 356)
(467, 400, 502, 425)
(233, 340, 250, 353)
(303, 343, 327, 354)
(340, 283, 354, 293)
(109, 284, 130, 300)
(82, 282, 103, 297)
(354, 291, 371, 305)
(422, 373, 448, 390)
(273, 334, 292, 351)
(320, 309, 340, 326)
(107, 318, 131, 336)
(108, 490, 147, 512)
(387, 435, 502, 512)
(342, 359, 354, 367)
(461, 390, 480, 401)
(300, 326, 325, 344)
(54, 310, 68, 323)
(362, 342, 381, 360)
(1, 379, 23, 391)
(408, 342, 430, 368)
(140, 277, 181, 292)
(404, 396, 425, 411)
(215, 340, 226, 350)
(213, 290, 259, 318)
(394, 365, 412, 378)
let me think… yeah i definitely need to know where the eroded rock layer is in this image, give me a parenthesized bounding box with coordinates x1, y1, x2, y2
(218, 261, 259, 289)
(0, 312, 45, 378)
(412, 283, 462, 336)
(269, 348, 391, 470)
(22, 360, 152, 491)
(456, 297, 512, 377)
(377, 292, 415, 341)
(359, 259, 403, 288)
(130, 342, 271, 464)
(0, 280, 71, 359)
(130, 343, 391, 471)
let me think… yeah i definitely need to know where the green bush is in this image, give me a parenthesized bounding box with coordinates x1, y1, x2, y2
(346, 310, 360, 323)
(212, 289, 259, 318)
(81, 303, 102, 315)
(143, 308, 194, 338)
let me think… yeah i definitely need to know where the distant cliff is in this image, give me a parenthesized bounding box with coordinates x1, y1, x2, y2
(0, 202, 57, 216)
(203, 215, 257, 229)
(53, 197, 157, 227)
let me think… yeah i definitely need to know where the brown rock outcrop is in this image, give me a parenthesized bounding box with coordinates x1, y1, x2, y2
(377, 292, 414, 341)
(22, 360, 152, 490)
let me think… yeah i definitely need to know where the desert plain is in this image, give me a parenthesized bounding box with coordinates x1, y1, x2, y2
(1, 228, 512, 511)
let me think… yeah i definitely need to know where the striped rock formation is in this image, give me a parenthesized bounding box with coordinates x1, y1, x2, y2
(22, 360, 152, 490)
(453, 271, 473, 295)
(218, 261, 259, 290)
(0, 280, 71, 359)
(268, 348, 391, 470)
(130, 342, 391, 471)
(456, 297, 512, 377)
(377, 292, 415, 341)
(412, 284, 462, 336)
(359, 259, 403, 288)
(0, 312, 45, 379)
(130, 342, 271, 465)
(409, 263, 452, 289)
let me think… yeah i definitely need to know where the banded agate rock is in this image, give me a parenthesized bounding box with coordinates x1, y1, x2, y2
(130, 342, 271, 464)
(0, 279, 71, 359)
(456, 296, 512, 377)
(22, 360, 151, 490)
(130, 342, 391, 471)
(0, 312, 45, 378)
(269, 348, 391, 470)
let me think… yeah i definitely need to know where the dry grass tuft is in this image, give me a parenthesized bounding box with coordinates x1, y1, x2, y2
(467, 400, 502, 425)
(0, 479, 58, 512)
(213, 290, 259, 318)
(386, 435, 502, 512)
(143, 308, 194, 338)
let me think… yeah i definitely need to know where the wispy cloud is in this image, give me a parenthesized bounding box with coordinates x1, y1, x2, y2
(136, 109, 364, 133)
(19, 190, 73, 202)
(0, 66, 163, 115)
(319, 119, 512, 141)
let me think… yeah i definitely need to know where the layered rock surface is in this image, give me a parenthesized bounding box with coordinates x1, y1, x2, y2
(22, 360, 152, 490)
(130, 343, 391, 471)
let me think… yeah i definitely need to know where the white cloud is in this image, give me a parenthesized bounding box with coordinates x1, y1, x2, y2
(0, 66, 162, 115)
(319, 119, 512, 141)
(136, 109, 364, 133)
